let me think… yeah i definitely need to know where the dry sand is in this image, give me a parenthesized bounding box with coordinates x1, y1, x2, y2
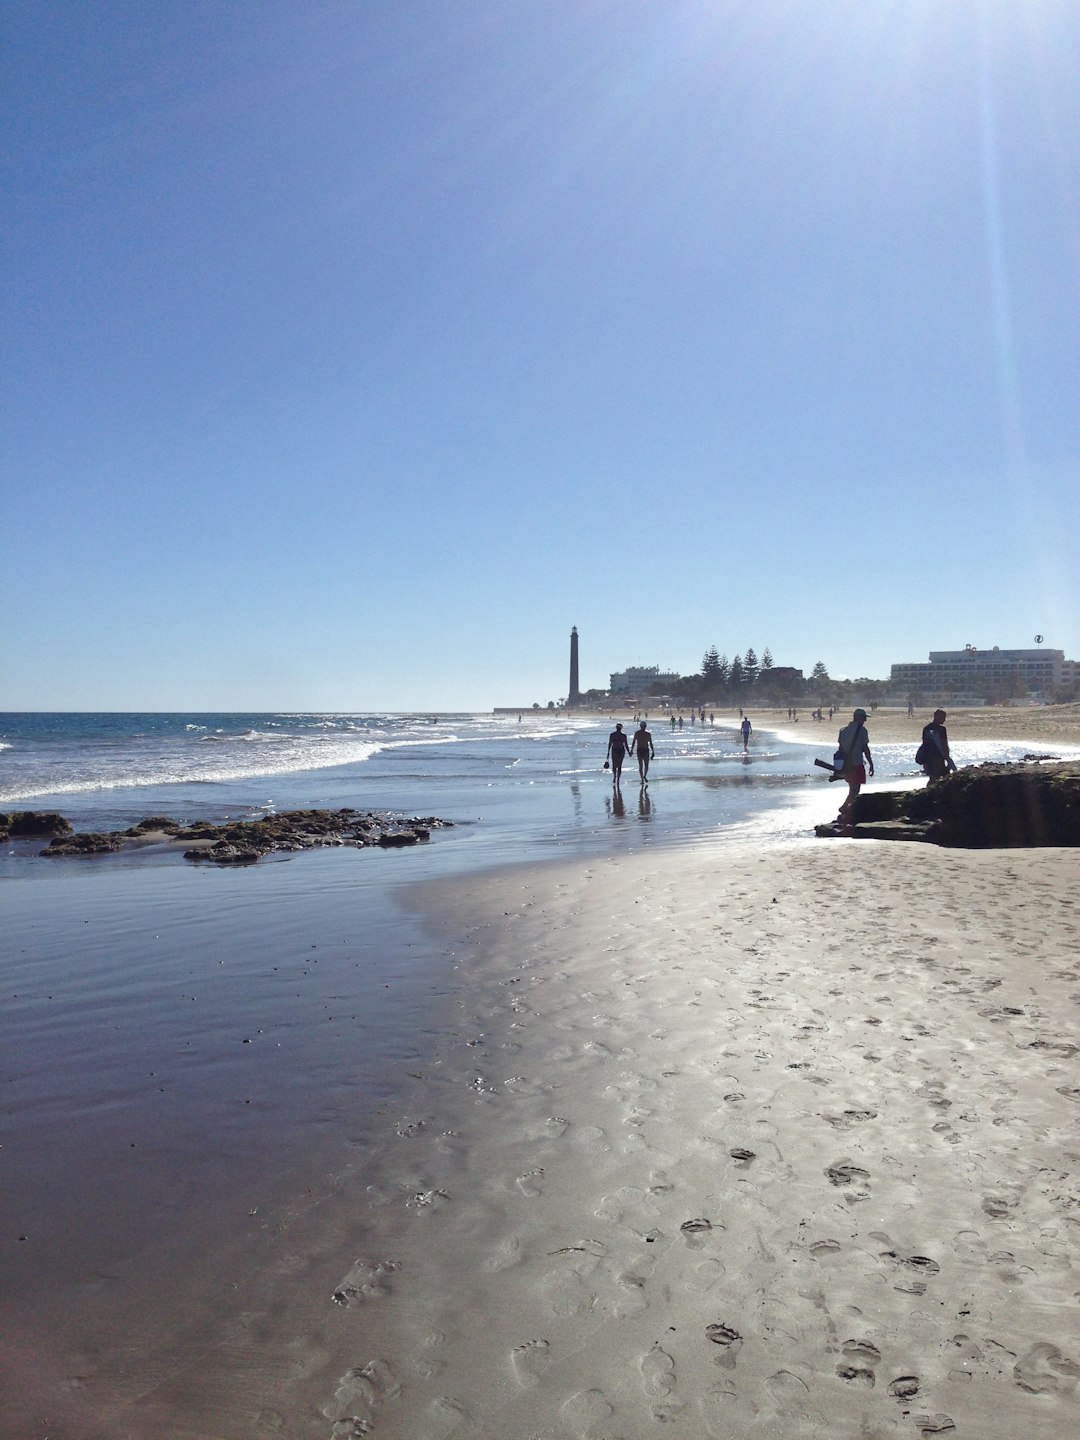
(10, 839, 1079, 1439)
(749, 703, 1080, 748)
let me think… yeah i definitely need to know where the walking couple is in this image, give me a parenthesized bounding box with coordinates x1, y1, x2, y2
(606, 721, 655, 786)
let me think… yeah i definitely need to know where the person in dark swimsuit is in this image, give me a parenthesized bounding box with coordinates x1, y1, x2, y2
(630, 721, 655, 784)
(606, 723, 630, 785)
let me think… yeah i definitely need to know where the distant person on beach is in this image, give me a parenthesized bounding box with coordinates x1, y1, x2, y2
(740, 716, 752, 751)
(606, 723, 630, 785)
(919, 709, 956, 781)
(834, 707, 874, 827)
(630, 720, 655, 784)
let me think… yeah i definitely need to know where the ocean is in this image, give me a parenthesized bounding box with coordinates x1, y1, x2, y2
(2, 708, 1058, 873)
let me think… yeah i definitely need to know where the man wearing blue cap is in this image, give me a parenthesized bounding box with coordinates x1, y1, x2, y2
(834, 707, 874, 828)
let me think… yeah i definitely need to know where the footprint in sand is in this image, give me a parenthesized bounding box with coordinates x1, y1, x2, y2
(575, 1124, 611, 1153)
(542, 1267, 597, 1317)
(686, 1258, 726, 1293)
(880, 1249, 940, 1295)
(888, 1374, 921, 1399)
(419, 1395, 469, 1440)
(615, 1271, 649, 1317)
(679, 1217, 714, 1248)
(511, 1338, 551, 1389)
(700, 1383, 738, 1437)
(765, 1369, 809, 1402)
(946, 1332, 982, 1381)
(825, 1161, 871, 1201)
(913, 1414, 956, 1437)
(560, 1388, 614, 1437)
(825, 1107, 879, 1128)
(595, 1184, 657, 1225)
(486, 1235, 522, 1272)
(706, 1322, 743, 1370)
(329, 1420, 370, 1439)
(981, 1189, 1020, 1218)
(809, 1238, 842, 1258)
(836, 1364, 875, 1387)
(516, 1168, 544, 1197)
(406, 1188, 450, 1212)
(836, 1339, 880, 1387)
(331, 1258, 401, 1307)
(641, 1342, 676, 1397)
(322, 1360, 401, 1421)
(1013, 1341, 1080, 1394)
(765, 1368, 814, 1415)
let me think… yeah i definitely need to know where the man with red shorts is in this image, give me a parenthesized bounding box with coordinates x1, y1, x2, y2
(834, 707, 874, 828)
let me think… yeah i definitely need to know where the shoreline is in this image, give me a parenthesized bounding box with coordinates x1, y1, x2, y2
(6, 835, 1077, 1437)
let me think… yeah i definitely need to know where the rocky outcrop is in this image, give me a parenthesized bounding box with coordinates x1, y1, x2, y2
(30, 808, 452, 862)
(1, 811, 72, 839)
(816, 760, 1080, 847)
(41, 832, 125, 856)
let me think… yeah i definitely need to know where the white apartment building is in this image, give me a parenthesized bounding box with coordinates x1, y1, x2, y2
(609, 665, 681, 696)
(890, 646, 1066, 695)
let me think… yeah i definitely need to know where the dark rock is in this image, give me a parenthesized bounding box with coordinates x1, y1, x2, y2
(845, 792, 908, 823)
(123, 816, 183, 836)
(4, 811, 73, 837)
(29, 806, 453, 863)
(184, 845, 261, 865)
(815, 819, 939, 842)
(905, 760, 1080, 846)
(41, 832, 124, 856)
(817, 761, 1080, 848)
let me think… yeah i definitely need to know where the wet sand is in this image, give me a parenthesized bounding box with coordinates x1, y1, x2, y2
(7, 836, 1077, 1438)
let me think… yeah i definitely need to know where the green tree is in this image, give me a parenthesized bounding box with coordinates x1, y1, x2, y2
(701, 646, 722, 689)
(760, 647, 774, 674)
(743, 648, 759, 689)
(716, 653, 730, 691)
(810, 661, 830, 699)
(729, 655, 745, 694)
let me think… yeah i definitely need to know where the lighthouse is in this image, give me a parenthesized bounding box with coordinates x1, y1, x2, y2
(569, 627, 581, 707)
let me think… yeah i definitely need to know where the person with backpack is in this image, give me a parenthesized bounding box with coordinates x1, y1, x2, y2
(834, 707, 874, 827)
(918, 709, 956, 781)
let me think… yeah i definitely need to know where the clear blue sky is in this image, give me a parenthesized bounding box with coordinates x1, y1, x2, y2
(4, 0, 1078, 711)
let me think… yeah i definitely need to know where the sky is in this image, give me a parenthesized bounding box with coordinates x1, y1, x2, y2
(3, 0, 1078, 711)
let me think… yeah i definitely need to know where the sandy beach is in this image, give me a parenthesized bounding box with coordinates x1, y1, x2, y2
(10, 832, 1077, 1439)
(748, 703, 1080, 749)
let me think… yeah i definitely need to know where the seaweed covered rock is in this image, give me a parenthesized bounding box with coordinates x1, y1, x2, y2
(2, 811, 73, 839)
(174, 809, 452, 862)
(41, 832, 124, 856)
(123, 816, 183, 835)
(905, 760, 1080, 847)
(16, 807, 453, 862)
(816, 760, 1080, 847)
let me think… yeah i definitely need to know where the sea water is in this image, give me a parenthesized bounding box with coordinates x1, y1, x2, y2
(3, 710, 1070, 873)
